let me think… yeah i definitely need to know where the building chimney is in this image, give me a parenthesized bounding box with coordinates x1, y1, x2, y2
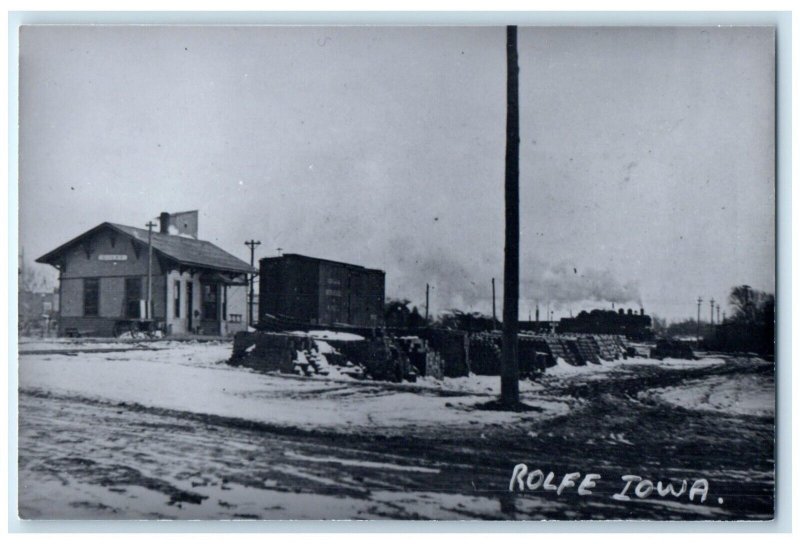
(159, 212, 170, 234)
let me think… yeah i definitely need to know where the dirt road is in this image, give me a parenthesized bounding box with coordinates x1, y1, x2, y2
(18, 349, 773, 521)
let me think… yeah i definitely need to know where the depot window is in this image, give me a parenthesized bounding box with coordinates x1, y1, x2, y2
(174, 280, 181, 318)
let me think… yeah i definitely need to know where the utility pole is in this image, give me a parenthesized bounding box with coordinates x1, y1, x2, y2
(501, 25, 520, 407)
(146, 221, 156, 320)
(492, 277, 497, 329)
(696, 296, 703, 348)
(244, 240, 261, 327)
(709, 298, 715, 325)
(717, 305, 721, 324)
(425, 283, 430, 324)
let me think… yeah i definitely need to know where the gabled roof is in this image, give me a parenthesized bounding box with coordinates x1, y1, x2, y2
(261, 253, 385, 274)
(36, 222, 255, 274)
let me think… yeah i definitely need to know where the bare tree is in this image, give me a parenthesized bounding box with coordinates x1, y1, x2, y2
(19, 261, 52, 293)
(728, 285, 773, 325)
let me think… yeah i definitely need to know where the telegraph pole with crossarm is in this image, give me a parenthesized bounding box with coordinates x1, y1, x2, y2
(696, 296, 703, 348)
(244, 240, 261, 327)
(146, 221, 156, 320)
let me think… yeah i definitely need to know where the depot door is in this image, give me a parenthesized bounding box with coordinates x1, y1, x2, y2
(124, 277, 142, 318)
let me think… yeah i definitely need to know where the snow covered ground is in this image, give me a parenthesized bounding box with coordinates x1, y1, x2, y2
(19, 336, 163, 353)
(537, 354, 727, 383)
(17, 338, 749, 433)
(645, 370, 775, 417)
(18, 339, 569, 434)
(17, 337, 774, 520)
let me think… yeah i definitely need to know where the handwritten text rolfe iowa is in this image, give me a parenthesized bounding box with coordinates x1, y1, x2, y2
(509, 464, 713, 503)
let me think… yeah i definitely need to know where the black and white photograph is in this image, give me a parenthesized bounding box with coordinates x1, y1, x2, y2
(15, 22, 777, 522)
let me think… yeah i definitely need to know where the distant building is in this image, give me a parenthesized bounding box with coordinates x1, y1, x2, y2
(259, 253, 385, 327)
(36, 212, 254, 337)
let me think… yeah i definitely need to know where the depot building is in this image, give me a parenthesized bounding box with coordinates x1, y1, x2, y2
(36, 211, 255, 337)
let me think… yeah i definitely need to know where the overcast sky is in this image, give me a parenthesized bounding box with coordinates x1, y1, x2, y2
(18, 25, 775, 321)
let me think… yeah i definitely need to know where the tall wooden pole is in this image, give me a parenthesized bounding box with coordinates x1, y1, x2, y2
(245, 240, 261, 326)
(696, 296, 703, 348)
(425, 283, 430, 324)
(492, 277, 497, 329)
(501, 25, 520, 406)
(146, 221, 156, 320)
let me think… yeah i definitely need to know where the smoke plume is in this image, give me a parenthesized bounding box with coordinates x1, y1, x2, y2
(385, 239, 641, 316)
(522, 260, 642, 308)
